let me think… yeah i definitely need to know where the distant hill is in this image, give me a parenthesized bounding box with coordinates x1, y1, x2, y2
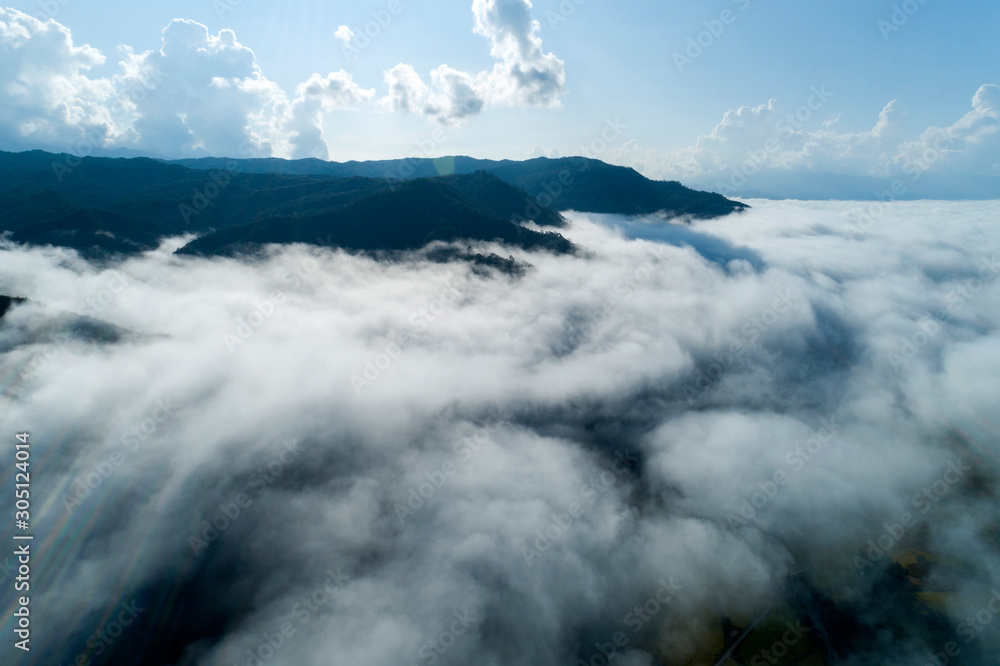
(0, 150, 745, 260)
(169, 155, 748, 219)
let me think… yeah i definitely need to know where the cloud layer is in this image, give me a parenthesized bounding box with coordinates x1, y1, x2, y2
(1, 200, 999, 664)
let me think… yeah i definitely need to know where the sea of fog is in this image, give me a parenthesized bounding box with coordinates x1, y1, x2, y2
(1, 199, 998, 665)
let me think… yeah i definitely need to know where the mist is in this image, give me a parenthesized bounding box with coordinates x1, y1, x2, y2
(1, 199, 998, 665)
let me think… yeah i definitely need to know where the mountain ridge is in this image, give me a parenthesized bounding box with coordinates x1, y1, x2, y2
(0, 150, 746, 260)
(167, 154, 747, 219)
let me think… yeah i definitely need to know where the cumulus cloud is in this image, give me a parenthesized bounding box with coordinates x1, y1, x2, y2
(1, 3, 566, 154)
(121, 19, 287, 158)
(655, 95, 906, 179)
(472, 0, 566, 107)
(895, 84, 1000, 177)
(334, 25, 354, 46)
(117, 21, 375, 160)
(381, 64, 485, 126)
(287, 71, 375, 159)
(0, 8, 120, 150)
(1, 200, 999, 664)
(641, 84, 1000, 198)
(381, 63, 432, 115)
(0, 12, 377, 159)
(381, 0, 565, 125)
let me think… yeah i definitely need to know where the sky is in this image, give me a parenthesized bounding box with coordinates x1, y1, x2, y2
(0, 0, 998, 196)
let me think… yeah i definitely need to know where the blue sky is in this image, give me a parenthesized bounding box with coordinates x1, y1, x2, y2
(1, 0, 998, 196)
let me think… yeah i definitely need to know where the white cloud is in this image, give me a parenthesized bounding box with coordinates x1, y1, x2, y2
(895, 84, 1000, 177)
(0, 13, 377, 159)
(1, 3, 568, 156)
(640, 84, 999, 196)
(286, 71, 375, 159)
(472, 0, 565, 107)
(0, 8, 120, 149)
(381, 0, 565, 125)
(427, 65, 486, 123)
(381, 63, 431, 115)
(334, 25, 354, 46)
(381, 64, 485, 126)
(121, 19, 285, 158)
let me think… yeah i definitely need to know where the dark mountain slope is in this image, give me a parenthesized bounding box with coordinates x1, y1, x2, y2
(0, 152, 568, 258)
(176, 175, 574, 257)
(437, 170, 565, 227)
(0, 150, 743, 261)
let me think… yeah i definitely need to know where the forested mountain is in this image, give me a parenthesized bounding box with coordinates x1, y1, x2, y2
(171, 154, 747, 219)
(0, 150, 745, 259)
